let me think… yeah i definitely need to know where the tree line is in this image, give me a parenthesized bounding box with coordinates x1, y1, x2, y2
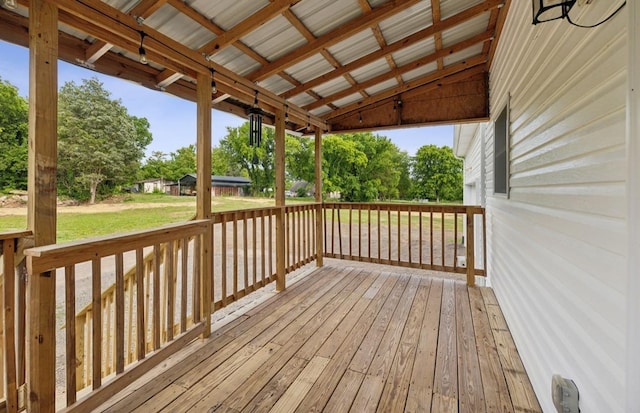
(0, 77, 463, 203)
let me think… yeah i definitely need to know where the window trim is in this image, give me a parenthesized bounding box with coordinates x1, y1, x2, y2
(493, 99, 510, 197)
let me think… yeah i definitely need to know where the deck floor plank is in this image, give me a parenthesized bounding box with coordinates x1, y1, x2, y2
(93, 264, 541, 413)
(376, 278, 432, 413)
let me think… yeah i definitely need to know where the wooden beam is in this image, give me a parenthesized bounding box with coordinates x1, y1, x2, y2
(281, 0, 503, 99)
(431, 0, 444, 71)
(26, 1, 58, 411)
(200, 0, 302, 56)
(487, 0, 510, 70)
(248, 0, 421, 82)
(314, 128, 323, 268)
(53, 0, 325, 128)
(325, 56, 486, 120)
(84, 40, 112, 64)
(304, 32, 492, 111)
(196, 73, 212, 337)
(129, 0, 168, 20)
(275, 109, 286, 292)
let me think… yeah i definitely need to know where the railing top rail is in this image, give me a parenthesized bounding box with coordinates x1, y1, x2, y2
(321, 202, 484, 214)
(212, 203, 321, 222)
(0, 229, 32, 241)
(24, 220, 209, 274)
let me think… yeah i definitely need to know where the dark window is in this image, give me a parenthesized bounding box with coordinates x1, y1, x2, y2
(494, 105, 509, 195)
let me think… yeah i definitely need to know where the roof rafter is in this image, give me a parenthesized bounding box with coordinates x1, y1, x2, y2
(198, 0, 303, 57)
(281, 0, 504, 100)
(324, 56, 486, 120)
(54, 0, 325, 128)
(129, 0, 168, 20)
(248, 0, 421, 82)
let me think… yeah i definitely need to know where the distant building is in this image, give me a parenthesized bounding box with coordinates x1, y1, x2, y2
(136, 178, 173, 194)
(170, 174, 251, 196)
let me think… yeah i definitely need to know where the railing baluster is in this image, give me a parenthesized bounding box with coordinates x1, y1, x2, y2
(135, 248, 145, 361)
(367, 207, 371, 260)
(2, 238, 18, 411)
(233, 213, 239, 300)
(252, 211, 257, 289)
(166, 241, 175, 342)
(387, 206, 391, 262)
(92, 258, 102, 389)
(261, 210, 266, 286)
(454, 212, 458, 271)
(221, 218, 228, 306)
(337, 204, 343, 258)
(441, 211, 445, 268)
(397, 208, 401, 264)
(180, 238, 188, 333)
(358, 205, 361, 260)
(377, 204, 381, 261)
(408, 206, 412, 265)
(268, 212, 273, 278)
(348, 204, 352, 258)
(242, 212, 249, 295)
(419, 209, 423, 267)
(115, 253, 124, 375)
(193, 235, 201, 322)
(152, 245, 161, 351)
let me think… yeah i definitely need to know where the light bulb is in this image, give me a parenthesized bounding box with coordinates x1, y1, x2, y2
(211, 80, 217, 94)
(139, 47, 148, 64)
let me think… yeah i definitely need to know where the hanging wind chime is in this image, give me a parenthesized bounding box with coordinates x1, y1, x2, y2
(248, 91, 264, 147)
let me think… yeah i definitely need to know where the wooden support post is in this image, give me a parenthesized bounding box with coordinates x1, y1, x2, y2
(26, 0, 58, 411)
(466, 207, 475, 287)
(275, 109, 286, 291)
(314, 128, 324, 267)
(196, 72, 212, 337)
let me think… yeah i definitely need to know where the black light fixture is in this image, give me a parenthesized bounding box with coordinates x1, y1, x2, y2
(533, 0, 626, 27)
(210, 68, 217, 94)
(138, 31, 148, 64)
(532, 0, 575, 24)
(248, 91, 264, 147)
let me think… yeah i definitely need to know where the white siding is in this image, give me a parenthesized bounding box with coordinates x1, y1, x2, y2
(482, 2, 628, 412)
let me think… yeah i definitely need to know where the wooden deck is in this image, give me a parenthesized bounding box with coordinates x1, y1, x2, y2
(95, 263, 540, 413)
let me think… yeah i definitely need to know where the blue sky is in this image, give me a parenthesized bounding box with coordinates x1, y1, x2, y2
(0, 40, 453, 158)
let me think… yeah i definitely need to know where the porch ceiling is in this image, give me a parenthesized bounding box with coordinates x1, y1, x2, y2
(0, 0, 509, 134)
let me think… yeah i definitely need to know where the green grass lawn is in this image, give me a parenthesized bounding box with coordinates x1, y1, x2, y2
(0, 195, 310, 243)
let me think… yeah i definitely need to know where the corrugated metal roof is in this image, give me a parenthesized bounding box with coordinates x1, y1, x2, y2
(326, 29, 381, 66)
(145, 4, 214, 50)
(192, 0, 270, 31)
(241, 15, 307, 62)
(378, 1, 432, 44)
(291, 0, 362, 37)
(285, 53, 336, 84)
(401, 62, 439, 83)
(0, 0, 509, 131)
(441, 13, 490, 47)
(333, 92, 365, 108)
(391, 38, 436, 67)
(350, 58, 392, 83)
(209, 46, 261, 77)
(440, 0, 485, 20)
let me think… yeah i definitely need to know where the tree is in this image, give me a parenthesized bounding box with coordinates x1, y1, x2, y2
(58, 78, 151, 203)
(139, 151, 170, 180)
(166, 145, 196, 181)
(285, 135, 315, 184)
(219, 123, 273, 195)
(412, 145, 463, 202)
(0, 78, 28, 191)
(321, 132, 406, 202)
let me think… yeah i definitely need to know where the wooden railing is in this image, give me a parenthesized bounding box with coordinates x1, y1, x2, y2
(210, 204, 319, 309)
(24, 221, 209, 412)
(322, 203, 486, 284)
(284, 204, 318, 273)
(0, 230, 31, 413)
